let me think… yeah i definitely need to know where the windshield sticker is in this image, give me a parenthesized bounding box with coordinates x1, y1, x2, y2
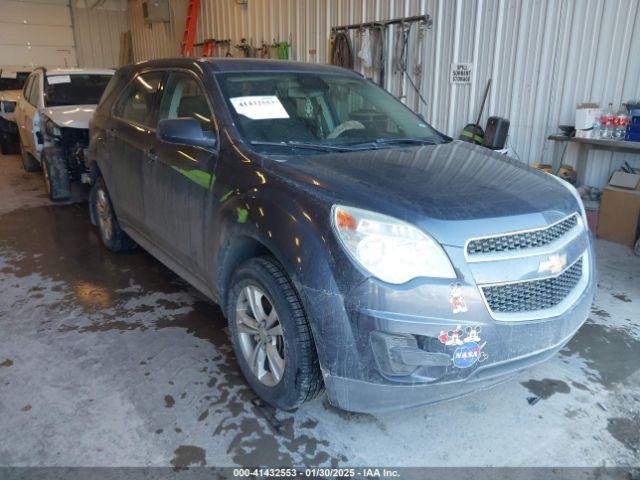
(1, 71, 17, 79)
(229, 96, 289, 120)
(47, 75, 71, 85)
(449, 283, 468, 313)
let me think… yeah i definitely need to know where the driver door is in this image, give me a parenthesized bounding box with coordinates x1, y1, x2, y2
(144, 70, 219, 275)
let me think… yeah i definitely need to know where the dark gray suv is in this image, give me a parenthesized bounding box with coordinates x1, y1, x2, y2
(86, 58, 596, 412)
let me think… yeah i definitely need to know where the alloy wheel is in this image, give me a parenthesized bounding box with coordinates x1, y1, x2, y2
(235, 285, 285, 386)
(96, 188, 113, 242)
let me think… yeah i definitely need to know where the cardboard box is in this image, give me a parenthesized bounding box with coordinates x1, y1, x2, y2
(597, 186, 640, 248)
(609, 171, 640, 189)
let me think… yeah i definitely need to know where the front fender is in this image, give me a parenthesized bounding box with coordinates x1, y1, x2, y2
(215, 184, 366, 378)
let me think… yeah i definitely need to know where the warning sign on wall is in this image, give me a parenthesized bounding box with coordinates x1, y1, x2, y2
(450, 63, 472, 84)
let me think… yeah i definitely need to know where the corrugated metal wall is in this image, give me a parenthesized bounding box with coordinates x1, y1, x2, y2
(128, 0, 640, 188)
(71, 0, 128, 68)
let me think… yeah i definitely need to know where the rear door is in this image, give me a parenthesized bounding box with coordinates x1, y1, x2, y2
(106, 71, 164, 233)
(17, 72, 41, 157)
(145, 70, 219, 273)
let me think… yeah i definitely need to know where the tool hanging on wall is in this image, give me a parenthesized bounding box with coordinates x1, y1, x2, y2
(235, 38, 256, 57)
(393, 21, 428, 106)
(330, 15, 430, 94)
(329, 31, 354, 69)
(459, 79, 492, 144)
(413, 20, 426, 111)
(197, 39, 231, 57)
(354, 26, 385, 86)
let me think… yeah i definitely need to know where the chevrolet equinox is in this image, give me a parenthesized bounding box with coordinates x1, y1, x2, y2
(86, 58, 596, 413)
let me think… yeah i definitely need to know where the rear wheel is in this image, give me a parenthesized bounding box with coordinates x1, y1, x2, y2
(91, 177, 136, 252)
(41, 147, 70, 202)
(227, 256, 323, 410)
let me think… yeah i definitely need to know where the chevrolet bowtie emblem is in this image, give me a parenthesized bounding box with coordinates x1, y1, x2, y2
(539, 253, 567, 274)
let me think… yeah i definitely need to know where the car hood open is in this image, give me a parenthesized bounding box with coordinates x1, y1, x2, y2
(266, 141, 580, 246)
(43, 105, 97, 129)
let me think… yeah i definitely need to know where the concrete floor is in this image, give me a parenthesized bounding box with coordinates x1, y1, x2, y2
(0, 151, 639, 469)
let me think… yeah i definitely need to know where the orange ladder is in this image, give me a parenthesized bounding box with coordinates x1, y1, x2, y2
(181, 0, 200, 57)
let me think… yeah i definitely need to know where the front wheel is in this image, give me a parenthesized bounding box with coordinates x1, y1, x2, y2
(41, 147, 70, 202)
(227, 256, 323, 410)
(90, 177, 136, 252)
(19, 138, 40, 172)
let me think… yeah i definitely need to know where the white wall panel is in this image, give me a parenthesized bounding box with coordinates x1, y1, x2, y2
(0, 0, 77, 67)
(128, 0, 640, 188)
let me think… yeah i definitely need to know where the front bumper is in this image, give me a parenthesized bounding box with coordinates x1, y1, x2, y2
(324, 300, 591, 413)
(307, 228, 596, 413)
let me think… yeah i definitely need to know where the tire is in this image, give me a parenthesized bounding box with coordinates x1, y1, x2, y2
(227, 256, 323, 410)
(90, 176, 136, 252)
(41, 146, 70, 202)
(20, 139, 40, 172)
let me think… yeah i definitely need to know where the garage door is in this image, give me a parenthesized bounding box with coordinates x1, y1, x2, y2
(0, 0, 77, 68)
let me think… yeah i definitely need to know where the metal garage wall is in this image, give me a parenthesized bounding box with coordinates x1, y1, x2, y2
(0, 0, 77, 67)
(128, 0, 640, 188)
(71, 0, 128, 68)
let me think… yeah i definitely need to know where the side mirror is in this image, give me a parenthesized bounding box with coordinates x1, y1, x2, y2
(157, 118, 217, 149)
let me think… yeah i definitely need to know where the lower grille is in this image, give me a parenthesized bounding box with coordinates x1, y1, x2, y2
(482, 258, 583, 313)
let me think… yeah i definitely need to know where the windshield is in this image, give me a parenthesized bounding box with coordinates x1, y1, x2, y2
(44, 74, 112, 107)
(0, 72, 30, 91)
(216, 72, 446, 152)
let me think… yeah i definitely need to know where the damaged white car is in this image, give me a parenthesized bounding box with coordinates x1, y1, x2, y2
(0, 67, 31, 155)
(14, 67, 113, 201)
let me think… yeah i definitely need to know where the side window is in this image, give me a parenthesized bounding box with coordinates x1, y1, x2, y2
(113, 72, 164, 127)
(158, 72, 215, 134)
(27, 75, 40, 107)
(22, 75, 33, 99)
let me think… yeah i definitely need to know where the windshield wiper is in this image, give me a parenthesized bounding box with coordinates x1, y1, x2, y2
(250, 140, 357, 152)
(373, 138, 438, 146)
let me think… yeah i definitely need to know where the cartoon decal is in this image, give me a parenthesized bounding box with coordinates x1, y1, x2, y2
(438, 326, 464, 346)
(464, 326, 481, 343)
(439, 325, 488, 368)
(449, 283, 468, 314)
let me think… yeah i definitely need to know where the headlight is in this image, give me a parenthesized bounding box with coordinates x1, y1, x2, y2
(44, 117, 60, 137)
(547, 173, 589, 227)
(331, 205, 456, 284)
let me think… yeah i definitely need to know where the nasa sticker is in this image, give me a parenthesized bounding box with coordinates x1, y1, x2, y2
(440, 326, 488, 368)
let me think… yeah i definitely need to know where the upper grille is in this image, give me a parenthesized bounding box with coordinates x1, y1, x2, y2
(481, 258, 583, 313)
(467, 214, 579, 256)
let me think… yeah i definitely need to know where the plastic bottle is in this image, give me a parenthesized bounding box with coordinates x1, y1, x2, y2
(592, 115, 601, 139)
(614, 104, 629, 140)
(600, 102, 615, 139)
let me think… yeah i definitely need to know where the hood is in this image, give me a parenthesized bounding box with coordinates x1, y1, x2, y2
(264, 141, 579, 246)
(0, 90, 21, 102)
(43, 105, 97, 129)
